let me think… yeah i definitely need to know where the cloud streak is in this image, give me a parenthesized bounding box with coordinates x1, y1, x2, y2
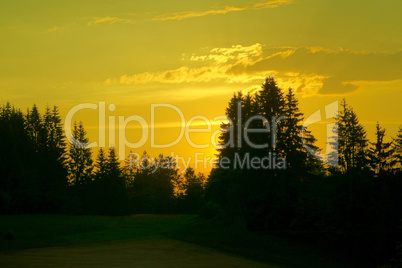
(235, 47, 402, 95)
(47, 26, 59, 33)
(151, 0, 294, 21)
(102, 43, 402, 97)
(103, 43, 266, 86)
(49, 0, 293, 30)
(87, 16, 135, 26)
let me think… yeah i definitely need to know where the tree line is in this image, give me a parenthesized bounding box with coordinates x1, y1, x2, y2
(0, 104, 205, 215)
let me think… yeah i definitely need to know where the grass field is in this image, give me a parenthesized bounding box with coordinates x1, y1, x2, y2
(0, 214, 365, 267)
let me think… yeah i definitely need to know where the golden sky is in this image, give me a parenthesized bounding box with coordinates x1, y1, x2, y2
(2, 0, 402, 173)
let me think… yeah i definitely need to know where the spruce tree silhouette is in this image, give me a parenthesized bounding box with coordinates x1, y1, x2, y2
(67, 121, 93, 186)
(393, 126, 402, 172)
(216, 92, 242, 168)
(94, 147, 107, 182)
(370, 122, 395, 177)
(333, 99, 369, 173)
(283, 87, 321, 175)
(255, 77, 286, 157)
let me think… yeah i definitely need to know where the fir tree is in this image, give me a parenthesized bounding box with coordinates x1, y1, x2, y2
(254, 77, 286, 155)
(107, 147, 122, 178)
(392, 126, 402, 172)
(94, 147, 108, 181)
(335, 99, 369, 173)
(67, 121, 93, 186)
(283, 88, 320, 173)
(370, 123, 395, 177)
(25, 104, 43, 150)
(216, 92, 243, 168)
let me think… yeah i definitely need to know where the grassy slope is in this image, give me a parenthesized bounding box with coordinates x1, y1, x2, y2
(0, 214, 364, 267)
(0, 214, 194, 250)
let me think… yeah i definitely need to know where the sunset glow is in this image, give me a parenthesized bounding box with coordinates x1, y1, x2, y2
(2, 0, 401, 173)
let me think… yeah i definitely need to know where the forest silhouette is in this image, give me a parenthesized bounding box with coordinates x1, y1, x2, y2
(0, 77, 401, 264)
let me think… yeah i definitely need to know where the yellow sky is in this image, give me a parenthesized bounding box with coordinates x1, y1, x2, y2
(2, 0, 402, 173)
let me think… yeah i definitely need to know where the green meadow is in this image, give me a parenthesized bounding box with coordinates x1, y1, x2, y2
(0, 214, 364, 267)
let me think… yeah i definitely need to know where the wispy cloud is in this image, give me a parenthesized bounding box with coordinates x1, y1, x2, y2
(103, 43, 265, 85)
(151, 0, 294, 21)
(47, 0, 293, 32)
(101, 43, 402, 97)
(236, 47, 402, 95)
(87, 16, 135, 26)
(47, 26, 59, 33)
(191, 43, 264, 64)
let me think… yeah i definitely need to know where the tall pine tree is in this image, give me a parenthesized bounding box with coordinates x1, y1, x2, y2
(67, 121, 93, 186)
(255, 77, 286, 156)
(370, 122, 395, 177)
(392, 126, 402, 172)
(283, 88, 320, 173)
(335, 99, 369, 173)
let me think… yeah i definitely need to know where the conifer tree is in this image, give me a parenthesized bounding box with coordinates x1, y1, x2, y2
(392, 126, 402, 172)
(25, 104, 43, 149)
(254, 77, 286, 155)
(107, 147, 122, 178)
(94, 147, 107, 181)
(217, 92, 242, 165)
(370, 123, 394, 177)
(283, 88, 320, 172)
(335, 99, 369, 172)
(241, 92, 261, 157)
(102, 147, 127, 215)
(51, 106, 66, 161)
(67, 121, 93, 186)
